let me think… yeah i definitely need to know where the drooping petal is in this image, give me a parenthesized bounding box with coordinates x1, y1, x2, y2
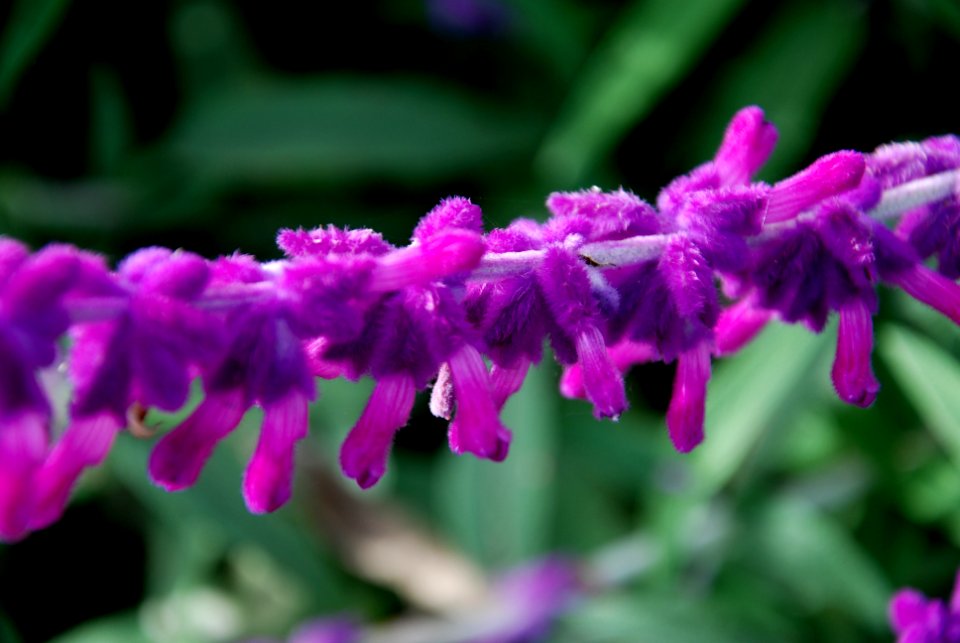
(570, 326, 627, 419)
(888, 264, 960, 326)
(490, 361, 530, 411)
(0, 412, 47, 540)
(666, 342, 712, 453)
(340, 374, 416, 489)
(148, 388, 249, 491)
(714, 298, 772, 356)
(559, 340, 656, 401)
(244, 391, 310, 513)
(447, 345, 511, 461)
(832, 299, 880, 407)
(29, 412, 122, 530)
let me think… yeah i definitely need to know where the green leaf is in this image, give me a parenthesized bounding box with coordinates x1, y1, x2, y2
(90, 68, 133, 174)
(561, 592, 790, 643)
(676, 0, 866, 179)
(0, 0, 71, 106)
(47, 613, 149, 643)
(749, 500, 891, 626)
(880, 324, 960, 469)
(436, 362, 558, 567)
(691, 322, 830, 496)
(535, 0, 745, 185)
(169, 77, 539, 185)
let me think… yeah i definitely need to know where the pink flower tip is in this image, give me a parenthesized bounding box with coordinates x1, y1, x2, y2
(666, 344, 712, 453)
(243, 393, 309, 513)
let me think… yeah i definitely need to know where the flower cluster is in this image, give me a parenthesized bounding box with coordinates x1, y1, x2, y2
(890, 571, 960, 642)
(1, 107, 959, 541)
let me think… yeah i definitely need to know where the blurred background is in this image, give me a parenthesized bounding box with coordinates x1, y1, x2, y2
(1, 0, 960, 641)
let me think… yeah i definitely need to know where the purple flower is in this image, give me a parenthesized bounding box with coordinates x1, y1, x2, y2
(597, 107, 775, 451)
(288, 618, 359, 643)
(27, 248, 225, 529)
(0, 240, 90, 539)
(890, 571, 960, 643)
(148, 254, 316, 514)
(872, 136, 960, 277)
(324, 198, 510, 488)
(478, 556, 580, 643)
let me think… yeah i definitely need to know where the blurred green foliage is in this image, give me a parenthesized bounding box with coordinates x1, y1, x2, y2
(1, 0, 960, 641)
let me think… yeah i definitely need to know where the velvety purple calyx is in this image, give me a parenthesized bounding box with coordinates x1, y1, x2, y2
(464, 223, 549, 370)
(546, 188, 660, 240)
(277, 226, 392, 259)
(608, 236, 717, 363)
(537, 248, 626, 418)
(749, 201, 877, 333)
(885, 137, 960, 277)
(869, 135, 960, 189)
(278, 255, 377, 342)
(413, 196, 484, 241)
(673, 186, 768, 272)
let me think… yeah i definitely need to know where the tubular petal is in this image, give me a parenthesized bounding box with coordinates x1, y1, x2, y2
(832, 299, 880, 407)
(149, 388, 249, 491)
(714, 106, 779, 187)
(490, 361, 530, 411)
(340, 374, 416, 489)
(574, 326, 627, 420)
(244, 391, 310, 513)
(0, 412, 47, 540)
(447, 345, 511, 461)
(714, 298, 773, 356)
(890, 264, 960, 325)
(29, 413, 121, 530)
(666, 343, 712, 453)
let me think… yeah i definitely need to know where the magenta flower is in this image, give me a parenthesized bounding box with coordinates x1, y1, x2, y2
(317, 197, 510, 489)
(147, 254, 316, 514)
(890, 571, 960, 643)
(0, 240, 91, 539)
